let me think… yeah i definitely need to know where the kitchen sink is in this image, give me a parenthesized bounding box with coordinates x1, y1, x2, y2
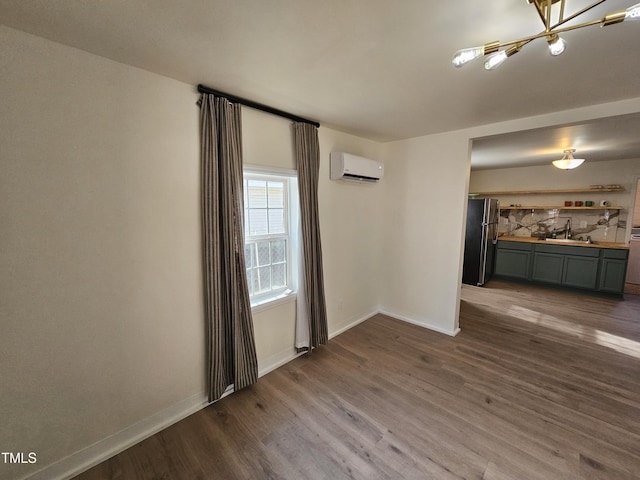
(544, 238, 597, 245)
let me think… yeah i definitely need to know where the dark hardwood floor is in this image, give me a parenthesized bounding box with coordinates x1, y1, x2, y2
(75, 281, 640, 479)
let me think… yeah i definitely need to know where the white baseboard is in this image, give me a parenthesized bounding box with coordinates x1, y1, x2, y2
(329, 307, 379, 339)
(25, 392, 211, 480)
(25, 305, 454, 480)
(29, 347, 308, 480)
(378, 308, 461, 337)
(258, 347, 305, 377)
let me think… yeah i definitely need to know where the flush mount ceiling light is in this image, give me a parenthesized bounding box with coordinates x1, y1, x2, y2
(452, 0, 640, 70)
(553, 149, 585, 169)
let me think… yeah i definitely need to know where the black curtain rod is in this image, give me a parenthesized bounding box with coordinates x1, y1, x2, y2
(197, 84, 320, 128)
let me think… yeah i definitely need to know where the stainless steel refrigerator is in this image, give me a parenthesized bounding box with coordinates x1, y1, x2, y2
(463, 198, 499, 286)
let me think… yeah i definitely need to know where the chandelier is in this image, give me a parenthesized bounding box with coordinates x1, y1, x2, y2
(452, 0, 640, 70)
(552, 149, 585, 169)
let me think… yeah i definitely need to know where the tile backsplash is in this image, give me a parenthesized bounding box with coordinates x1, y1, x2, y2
(498, 207, 627, 243)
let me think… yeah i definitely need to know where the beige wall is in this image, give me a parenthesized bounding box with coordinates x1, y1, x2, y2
(1, 26, 383, 480)
(4, 23, 640, 480)
(1, 26, 205, 480)
(242, 108, 384, 374)
(378, 97, 640, 337)
(379, 132, 471, 335)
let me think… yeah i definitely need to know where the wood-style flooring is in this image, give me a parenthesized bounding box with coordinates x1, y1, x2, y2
(75, 281, 640, 479)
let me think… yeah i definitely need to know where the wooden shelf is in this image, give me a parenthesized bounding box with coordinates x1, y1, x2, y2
(470, 187, 624, 196)
(500, 206, 622, 210)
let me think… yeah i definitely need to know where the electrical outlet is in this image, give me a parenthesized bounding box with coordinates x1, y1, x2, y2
(580, 221, 587, 229)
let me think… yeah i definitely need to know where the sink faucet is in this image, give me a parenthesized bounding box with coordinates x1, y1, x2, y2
(565, 219, 572, 239)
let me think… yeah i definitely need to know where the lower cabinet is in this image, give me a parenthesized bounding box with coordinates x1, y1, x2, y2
(599, 258, 628, 294)
(563, 255, 599, 290)
(597, 248, 628, 295)
(495, 248, 530, 279)
(531, 253, 564, 285)
(495, 240, 628, 295)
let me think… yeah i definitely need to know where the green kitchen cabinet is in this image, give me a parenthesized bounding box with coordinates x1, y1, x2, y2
(531, 252, 564, 285)
(563, 255, 599, 290)
(494, 240, 628, 296)
(598, 249, 629, 294)
(495, 242, 531, 280)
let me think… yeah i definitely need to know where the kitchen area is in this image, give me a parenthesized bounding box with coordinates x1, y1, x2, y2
(464, 114, 640, 297)
(463, 188, 633, 296)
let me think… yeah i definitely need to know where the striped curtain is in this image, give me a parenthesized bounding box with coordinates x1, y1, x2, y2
(293, 123, 328, 352)
(199, 94, 258, 402)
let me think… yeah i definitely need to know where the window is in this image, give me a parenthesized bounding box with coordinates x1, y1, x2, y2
(243, 168, 298, 306)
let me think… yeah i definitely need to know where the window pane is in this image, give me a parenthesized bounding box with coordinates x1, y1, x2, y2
(244, 244, 253, 268)
(243, 179, 248, 207)
(250, 269, 261, 295)
(268, 182, 284, 208)
(257, 241, 271, 266)
(272, 263, 286, 288)
(247, 180, 267, 208)
(268, 208, 285, 234)
(243, 172, 296, 303)
(249, 209, 268, 235)
(257, 267, 271, 293)
(270, 240, 286, 263)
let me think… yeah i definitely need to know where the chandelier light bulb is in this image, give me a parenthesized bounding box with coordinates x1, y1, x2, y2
(484, 51, 508, 70)
(452, 46, 484, 67)
(547, 35, 567, 56)
(452, 42, 499, 67)
(484, 45, 521, 71)
(625, 2, 640, 20)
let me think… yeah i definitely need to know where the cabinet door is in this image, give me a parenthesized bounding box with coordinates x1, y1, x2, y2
(599, 259, 627, 294)
(495, 249, 530, 279)
(563, 256, 599, 289)
(532, 253, 564, 284)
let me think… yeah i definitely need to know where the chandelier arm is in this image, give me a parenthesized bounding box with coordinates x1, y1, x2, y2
(494, 18, 601, 49)
(531, 0, 548, 27)
(548, 0, 607, 30)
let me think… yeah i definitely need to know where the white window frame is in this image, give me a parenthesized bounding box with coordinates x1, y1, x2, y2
(243, 165, 299, 309)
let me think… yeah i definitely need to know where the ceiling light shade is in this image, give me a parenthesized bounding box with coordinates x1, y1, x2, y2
(552, 149, 585, 169)
(547, 35, 567, 56)
(453, 1, 640, 70)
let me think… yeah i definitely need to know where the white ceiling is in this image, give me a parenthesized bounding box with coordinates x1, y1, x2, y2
(2, 0, 640, 167)
(471, 112, 640, 169)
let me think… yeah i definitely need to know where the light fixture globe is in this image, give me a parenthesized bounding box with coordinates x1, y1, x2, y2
(552, 149, 585, 169)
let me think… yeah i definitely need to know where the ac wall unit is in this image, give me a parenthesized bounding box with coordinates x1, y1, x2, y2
(330, 152, 384, 182)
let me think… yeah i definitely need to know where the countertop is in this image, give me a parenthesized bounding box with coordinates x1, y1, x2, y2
(497, 235, 629, 250)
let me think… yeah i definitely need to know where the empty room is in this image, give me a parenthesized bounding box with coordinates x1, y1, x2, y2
(1, 1, 640, 479)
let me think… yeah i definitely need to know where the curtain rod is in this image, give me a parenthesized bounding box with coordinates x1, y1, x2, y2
(197, 84, 320, 128)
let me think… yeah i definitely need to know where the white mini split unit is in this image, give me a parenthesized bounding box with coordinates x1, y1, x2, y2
(330, 152, 384, 183)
